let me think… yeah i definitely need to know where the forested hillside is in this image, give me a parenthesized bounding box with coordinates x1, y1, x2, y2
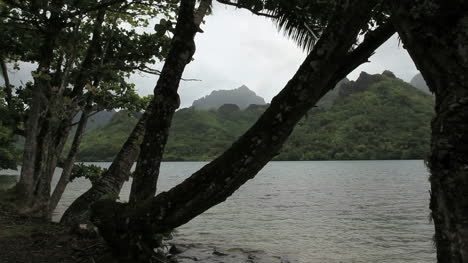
(74, 71, 434, 161)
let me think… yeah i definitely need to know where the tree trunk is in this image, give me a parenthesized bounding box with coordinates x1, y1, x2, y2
(15, 20, 62, 209)
(14, 3, 70, 216)
(0, 57, 13, 106)
(91, 1, 395, 260)
(390, 1, 468, 262)
(15, 79, 44, 203)
(49, 108, 91, 213)
(128, 0, 211, 204)
(60, 109, 150, 225)
(23, 109, 76, 218)
(15, 8, 107, 219)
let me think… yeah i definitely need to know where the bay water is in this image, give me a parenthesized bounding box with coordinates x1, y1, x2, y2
(1, 160, 435, 262)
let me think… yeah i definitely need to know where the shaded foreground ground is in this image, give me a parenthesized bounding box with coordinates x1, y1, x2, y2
(0, 204, 111, 263)
(0, 203, 291, 263)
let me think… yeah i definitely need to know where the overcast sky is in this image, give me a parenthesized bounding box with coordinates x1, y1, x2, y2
(5, 3, 420, 108)
(131, 4, 419, 107)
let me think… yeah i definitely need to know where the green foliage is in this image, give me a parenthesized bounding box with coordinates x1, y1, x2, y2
(0, 1, 178, 181)
(70, 163, 107, 185)
(0, 126, 18, 170)
(75, 74, 434, 161)
(0, 92, 19, 170)
(0, 0, 178, 140)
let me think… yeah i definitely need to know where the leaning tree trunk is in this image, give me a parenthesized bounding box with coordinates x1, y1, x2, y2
(60, 109, 150, 225)
(390, 1, 468, 262)
(128, 0, 211, 204)
(91, 1, 395, 261)
(49, 107, 91, 213)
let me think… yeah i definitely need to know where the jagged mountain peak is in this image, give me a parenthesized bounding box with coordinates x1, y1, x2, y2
(191, 85, 266, 110)
(338, 71, 401, 98)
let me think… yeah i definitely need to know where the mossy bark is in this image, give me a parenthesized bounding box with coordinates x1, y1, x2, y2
(128, 0, 211, 204)
(391, 1, 468, 262)
(60, 110, 150, 225)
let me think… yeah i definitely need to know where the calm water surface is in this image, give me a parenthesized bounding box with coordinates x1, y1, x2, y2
(2, 161, 436, 262)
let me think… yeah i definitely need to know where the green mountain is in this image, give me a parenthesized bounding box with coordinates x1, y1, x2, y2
(280, 72, 434, 160)
(75, 71, 434, 161)
(191, 85, 266, 110)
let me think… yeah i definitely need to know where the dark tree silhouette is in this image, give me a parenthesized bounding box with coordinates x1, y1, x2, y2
(390, 0, 468, 261)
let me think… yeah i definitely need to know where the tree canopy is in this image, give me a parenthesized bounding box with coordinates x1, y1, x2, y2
(0, 0, 180, 217)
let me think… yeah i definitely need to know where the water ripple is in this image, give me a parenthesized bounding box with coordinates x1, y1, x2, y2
(43, 160, 436, 262)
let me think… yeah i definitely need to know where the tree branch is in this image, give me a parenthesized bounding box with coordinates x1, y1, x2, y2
(216, 0, 277, 18)
(58, 21, 81, 96)
(66, 0, 127, 19)
(137, 66, 161, 75)
(330, 21, 396, 92)
(137, 66, 201, 81)
(194, 0, 213, 27)
(70, 9, 106, 97)
(0, 58, 13, 108)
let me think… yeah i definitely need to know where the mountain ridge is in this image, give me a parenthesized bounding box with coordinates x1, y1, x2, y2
(72, 70, 434, 161)
(191, 85, 266, 110)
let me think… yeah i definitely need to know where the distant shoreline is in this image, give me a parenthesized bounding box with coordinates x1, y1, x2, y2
(74, 158, 426, 163)
(0, 159, 426, 176)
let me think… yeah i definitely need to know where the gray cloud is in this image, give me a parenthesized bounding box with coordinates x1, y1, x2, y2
(132, 4, 418, 108)
(1, 62, 36, 87)
(131, 4, 307, 107)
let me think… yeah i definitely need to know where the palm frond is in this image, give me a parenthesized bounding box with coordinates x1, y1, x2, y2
(268, 0, 335, 51)
(224, 0, 335, 51)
